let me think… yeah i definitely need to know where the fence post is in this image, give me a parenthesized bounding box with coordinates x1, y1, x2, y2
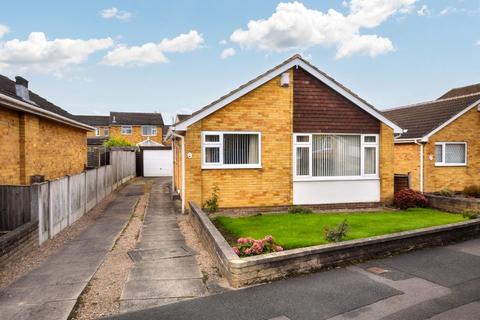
(67, 176, 72, 226)
(84, 171, 87, 215)
(95, 168, 99, 205)
(48, 181, 53, 239)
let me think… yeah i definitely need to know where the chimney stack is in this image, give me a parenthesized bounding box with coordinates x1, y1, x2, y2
(15, 76, 30, 101)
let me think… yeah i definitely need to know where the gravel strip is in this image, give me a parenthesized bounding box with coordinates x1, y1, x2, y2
(70, 181, 152, 320)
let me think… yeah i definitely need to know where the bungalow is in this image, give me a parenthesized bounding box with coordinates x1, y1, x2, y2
(0, 75, 93, 185)
(75, 112, 165, 146)
(168, 55, 403, 212)
(383, 84, 480, 193)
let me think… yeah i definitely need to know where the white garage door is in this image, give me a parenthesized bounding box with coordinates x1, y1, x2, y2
(143, 149, 173, 177)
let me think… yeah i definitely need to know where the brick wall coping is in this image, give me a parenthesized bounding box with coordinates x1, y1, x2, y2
(189, 201, 480, 287)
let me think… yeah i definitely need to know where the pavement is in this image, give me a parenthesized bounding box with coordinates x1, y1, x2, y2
(108, 237, 480, 320)
(0, 180, 144, 320)
(119, 177, 207, 313)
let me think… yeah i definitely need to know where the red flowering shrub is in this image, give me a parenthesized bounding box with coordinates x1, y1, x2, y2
(394, 189, 428, 210)
(232, 235, 283, 257)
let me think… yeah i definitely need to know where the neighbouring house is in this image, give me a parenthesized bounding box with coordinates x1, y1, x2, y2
(75, 111, 165, 146)
(168, 55, 403, 212)
(383, 84, 480, 193)
(0, 75, 93, 185)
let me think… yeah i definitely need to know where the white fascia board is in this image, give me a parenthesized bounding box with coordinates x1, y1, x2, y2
(0, 93, 95, 131)
(175, 58, 403, 133)
(421, 98, 480, 141)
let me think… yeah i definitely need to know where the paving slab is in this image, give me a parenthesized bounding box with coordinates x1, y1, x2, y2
(119, 177, 207, 314)
(449, 238, 480, 256)
(378, 247, 480, 287)
(0, 181, 142, 320)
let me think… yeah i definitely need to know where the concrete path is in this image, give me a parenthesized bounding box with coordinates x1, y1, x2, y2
(119, 178, 206, 313)
(0, 180, 144, 320)
(109, 237, 480, 320)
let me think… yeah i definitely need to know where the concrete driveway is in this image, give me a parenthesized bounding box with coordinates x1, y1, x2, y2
(108, 237, 480, 320)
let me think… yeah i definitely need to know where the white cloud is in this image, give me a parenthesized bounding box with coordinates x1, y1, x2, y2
(438, 6, 464, 16)
(476, 40, 480, 46)
(102, 30, 204, 66)
(0, 24, 9, 38)
(219, 39, 227, 45)
(100, 7, 132, 21)
(417, 5, 431, 16)
(220, 48, 236, 59)
(0, 32, 113, 75)
(230, 1, 417, 59)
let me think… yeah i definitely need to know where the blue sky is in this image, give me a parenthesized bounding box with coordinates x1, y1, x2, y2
(0, 0, 478, 123)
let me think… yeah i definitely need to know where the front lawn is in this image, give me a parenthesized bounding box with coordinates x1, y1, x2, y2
(214, 208, 467, 250)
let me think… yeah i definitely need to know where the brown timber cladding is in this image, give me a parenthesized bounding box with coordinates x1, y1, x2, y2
(293, 67, 380, 133)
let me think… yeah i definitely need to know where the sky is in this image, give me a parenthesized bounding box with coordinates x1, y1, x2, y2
(0, 0, 479, 124)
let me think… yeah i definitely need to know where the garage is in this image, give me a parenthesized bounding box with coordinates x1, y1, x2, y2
(142, 148, 173, 177)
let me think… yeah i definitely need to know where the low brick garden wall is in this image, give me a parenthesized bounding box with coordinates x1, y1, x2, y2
(426, 194, 480, 214)
(189, 202, 480, 287)
(0, 221, 38, 266)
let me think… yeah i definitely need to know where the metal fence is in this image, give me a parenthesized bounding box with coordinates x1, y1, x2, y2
(0, 150, 136, 244)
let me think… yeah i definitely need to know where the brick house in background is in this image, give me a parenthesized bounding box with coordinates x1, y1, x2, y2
(168, 55, 403, 212)
(75, 112, 165, 146)
(0, 75, 92, 185)
(383, 84, 480, 193)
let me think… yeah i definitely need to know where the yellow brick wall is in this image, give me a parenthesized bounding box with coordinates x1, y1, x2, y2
(393, 143, 421, 191)
(379, 123, 395, 203)
(423, 107, 480, 192)
(173, 137, 183, 194)
(109, 125, 163, 145)
(0, 107, 87, 185)
(0, 108, 21, 184)
(183, 71, 293, 209)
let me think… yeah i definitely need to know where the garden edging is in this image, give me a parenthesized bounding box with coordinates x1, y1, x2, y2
(188, 202, 480, 287)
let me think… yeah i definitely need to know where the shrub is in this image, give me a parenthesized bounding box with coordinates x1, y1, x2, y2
(102, 137, 135, 148)
(439, 188, 455, 197)
(232, 235, 283, 257)
(203, 185, 219, 213)
(394, 189, 428, 210)
(288, 206, 313, 214)
(463, 185, 480, 198)
(463, 212, 480, 220)
(324, 219, 349, 243)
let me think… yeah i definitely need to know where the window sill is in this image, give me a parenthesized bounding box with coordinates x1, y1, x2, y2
(142, 134, 157, 137)
(294, 176, 380, 182)
(202, 165, 262, 170)
(435, 163, 467, 167)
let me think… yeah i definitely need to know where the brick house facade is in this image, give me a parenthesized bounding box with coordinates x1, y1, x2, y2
(384, 87, 480, 193)
(0, 76, 92, 185)
(169, 55, 402, 212)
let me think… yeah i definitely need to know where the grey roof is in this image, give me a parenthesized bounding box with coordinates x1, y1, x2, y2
(438, 83, 480, 100)
(174, 54, 382, 129)
(175, 114, 191, 123)
(110, 112, 164, 126)
(75, 115, 110, 126)
(0, 74, 78, 121)
(383, 92, 480, 139)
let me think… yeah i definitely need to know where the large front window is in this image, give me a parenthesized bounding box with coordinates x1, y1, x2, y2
(294, 134, 378, 179)
(435, 142, 467, 166)
(202, 132, 261, 168)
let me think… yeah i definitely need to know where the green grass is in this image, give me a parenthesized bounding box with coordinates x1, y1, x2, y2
(214, 208, 467, 250)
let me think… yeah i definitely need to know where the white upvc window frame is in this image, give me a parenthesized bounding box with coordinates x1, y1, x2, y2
(435, 142, 467, 167)
(142, 125, 157, 136)
(121, 125, 132, 135)
(95, 127, 100, 136)
(293, 133, 379, 181)
(201, 131, 262, 169)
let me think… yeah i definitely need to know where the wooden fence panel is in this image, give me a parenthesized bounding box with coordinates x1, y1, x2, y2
(86, 169, 97, 212)
(49, 178, 69, 238)
(0, 186, 31, 231)
(36, 183, 50, 244)
(70, 173, 86, 223)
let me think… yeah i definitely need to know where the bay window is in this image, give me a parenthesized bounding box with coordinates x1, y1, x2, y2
(202, 132, 261, 168)
(435, 142, 467, 166)
(294, 133, 378, 179)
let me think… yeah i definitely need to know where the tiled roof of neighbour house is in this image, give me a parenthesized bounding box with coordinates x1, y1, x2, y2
(382, 92, 480, 140)
(0, 74, 83, 123)
(175, 114, 191, 123)
(438, 83, 480, 100)
(74, 115, 110, 126)
(110, 112, 164, 126)
(173, 54, 402, 133)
